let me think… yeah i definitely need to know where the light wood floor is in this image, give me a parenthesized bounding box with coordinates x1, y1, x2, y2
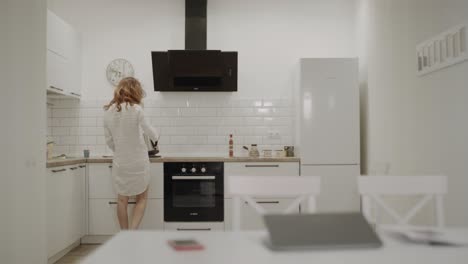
(55, 245, 101, 264)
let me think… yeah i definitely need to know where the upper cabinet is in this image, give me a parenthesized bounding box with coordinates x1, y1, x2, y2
(47, 10, 82, 99)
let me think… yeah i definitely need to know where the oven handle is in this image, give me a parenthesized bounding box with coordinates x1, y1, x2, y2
(176, 228, 211, 231)
(171, 176, 216, 180)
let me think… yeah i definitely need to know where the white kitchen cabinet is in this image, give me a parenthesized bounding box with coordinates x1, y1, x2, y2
(224, 162, 299, 198)
(88, 164, 114, 199)
(47, 50, 68, 94)
(88, 163, 163, 199)
(47, 10, 70, 58)
(224, 198, 299, 231)
(87, 163, 164, 235)
(225, 162, 299, 177)
(46, 164, 86, 258)
(163, 222, 224, 232)
(88, 199, 163, 235)
(46, 9, 81, 98)
(224, 162, 300, 230)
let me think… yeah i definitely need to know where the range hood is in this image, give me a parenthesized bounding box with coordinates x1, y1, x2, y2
(152, 0, 238, 92)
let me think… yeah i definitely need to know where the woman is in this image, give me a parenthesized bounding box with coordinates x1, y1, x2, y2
(103, 77, 159, 230)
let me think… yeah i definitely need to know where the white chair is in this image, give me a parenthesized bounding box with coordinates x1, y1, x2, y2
(228, 176, 321, 231)
(357, 175, 447, 228)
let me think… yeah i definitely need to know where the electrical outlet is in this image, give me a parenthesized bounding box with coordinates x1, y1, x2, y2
(267, 130, 281, 139)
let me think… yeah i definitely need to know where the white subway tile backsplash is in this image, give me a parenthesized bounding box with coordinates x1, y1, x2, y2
(217, 126, 238, 136)
(80, 108, 103, 117)
(58, 136, 77, 145)
(196, 127, 218, 136)
(171, 136, 190, 145)
(152, 117, 173, 127)
(281, 136, 293, 145)
(53, 145, 70, 156)
(52, 127, 69, 136)
(180, 108, 216, 117)
(243, 117, 263, 126)
(79, 117, 97, 127)
(96, 136, 106, 145)
(48, 97, 294, 156)
(161, 127, 196, 136)
(236, 127, 254, 136)
(207, 136, 227, 145)
(262, 136, 282, 145)
(146, 108, 161, 117)
(244, 136, 263, 145)
(78, 136, 97, 145)
(217, 108, 254, 117)
(160, 108, 180, 117)
(60, 118, 79, 127)
(264, 117, 292, 126)
(220, 117, 243, 126)
(253, 126, 269, 135)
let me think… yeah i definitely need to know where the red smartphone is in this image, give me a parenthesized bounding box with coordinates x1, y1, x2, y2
(168, 239, 204, 251)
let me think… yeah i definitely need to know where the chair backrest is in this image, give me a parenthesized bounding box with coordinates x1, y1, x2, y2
(357, 175, 447, 228)
(228, 176, 321, 231)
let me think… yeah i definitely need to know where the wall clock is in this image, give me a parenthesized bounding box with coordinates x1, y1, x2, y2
(106, 58, 135, 86)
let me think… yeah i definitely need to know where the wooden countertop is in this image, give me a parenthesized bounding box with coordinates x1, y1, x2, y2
(47, 156, 300, 168)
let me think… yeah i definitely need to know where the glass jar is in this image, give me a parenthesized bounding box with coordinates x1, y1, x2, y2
(249, 144, 260, 158)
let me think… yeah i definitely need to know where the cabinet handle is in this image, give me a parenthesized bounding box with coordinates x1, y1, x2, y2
(176, 228, 211, 231)
(108, 165, 113, 168)
(244, 201, 280, 205)
(108, 201, 137, 205)
(245, 165, 279, 168)
(69, 167, 78, 171)
(51, 169, 66, 173)
(79, 165, 86, 168)
(71, 92, 81, 97)
(49, 86, 63, 92)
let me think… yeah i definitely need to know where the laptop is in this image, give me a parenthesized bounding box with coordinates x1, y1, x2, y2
(263, 212, 382, 251)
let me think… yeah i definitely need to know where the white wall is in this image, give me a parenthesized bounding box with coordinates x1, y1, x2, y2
(46, 0, 359, 157)
(47, 0, 358, 100)
(360, 0, 468, 226)
(0, 0, 47, 263)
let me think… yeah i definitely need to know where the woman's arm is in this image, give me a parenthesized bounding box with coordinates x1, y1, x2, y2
(138, 108, 159, 141)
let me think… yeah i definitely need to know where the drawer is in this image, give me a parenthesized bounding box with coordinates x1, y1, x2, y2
(88, 163, 163, 198)
(88, 199, 163, 235)
(225, 162, 299, 176)
(163, 222, 224, 232)
(224, 162, 299, 198)
(224, 198, 299, 231)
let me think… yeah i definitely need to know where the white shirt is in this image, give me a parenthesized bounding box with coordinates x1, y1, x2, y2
(103, 104, 159, 196)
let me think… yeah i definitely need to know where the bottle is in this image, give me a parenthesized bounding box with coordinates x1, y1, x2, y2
(229, 134, 234, 157)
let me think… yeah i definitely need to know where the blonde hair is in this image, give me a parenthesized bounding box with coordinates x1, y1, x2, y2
(104, 77, 146, 112)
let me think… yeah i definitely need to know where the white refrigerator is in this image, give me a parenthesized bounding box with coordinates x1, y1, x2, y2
(296, 58, 360, 212)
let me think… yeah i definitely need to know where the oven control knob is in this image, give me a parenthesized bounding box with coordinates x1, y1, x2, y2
(181, 167, 187, 173)
(201, 167, 207, 173)
(191, 167, 197, 173)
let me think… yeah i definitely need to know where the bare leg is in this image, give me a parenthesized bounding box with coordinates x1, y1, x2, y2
(130, 189, 148, 230)
(117, 195, 129, 230)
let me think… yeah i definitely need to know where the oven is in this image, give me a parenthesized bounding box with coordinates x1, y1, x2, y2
(164, 162, 224, 222)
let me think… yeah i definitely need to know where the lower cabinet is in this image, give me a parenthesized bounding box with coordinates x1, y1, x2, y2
(224, 198, 300, 231)
(47, 164, 86, 258)
(88, 199, 163, 235)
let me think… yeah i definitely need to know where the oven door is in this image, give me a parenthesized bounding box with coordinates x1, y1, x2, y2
(164, 174, 224, 222)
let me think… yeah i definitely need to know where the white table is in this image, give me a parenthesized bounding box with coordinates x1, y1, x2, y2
(82, 228, 468, 264)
